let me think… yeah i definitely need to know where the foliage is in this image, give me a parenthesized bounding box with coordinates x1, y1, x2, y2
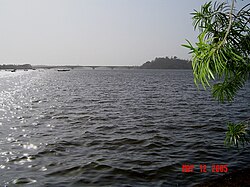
(183, 1, 250, 102)
(225, 122, 250, 148)
(183, 0, 250, 148)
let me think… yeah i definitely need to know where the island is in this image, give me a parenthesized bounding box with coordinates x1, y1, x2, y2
(140, 56, 192, 69)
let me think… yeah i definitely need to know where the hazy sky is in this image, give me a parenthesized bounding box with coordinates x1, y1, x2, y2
(0, 0, 246, 66)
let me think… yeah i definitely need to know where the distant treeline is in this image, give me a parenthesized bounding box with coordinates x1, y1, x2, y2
(0, 64, 33, 69)
(141, 56, 192, 69)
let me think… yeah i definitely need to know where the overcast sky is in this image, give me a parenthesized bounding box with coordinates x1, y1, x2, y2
(0, 0, 246, 66)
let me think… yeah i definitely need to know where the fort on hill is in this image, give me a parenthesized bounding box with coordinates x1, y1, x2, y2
(141, 56, 192, 69)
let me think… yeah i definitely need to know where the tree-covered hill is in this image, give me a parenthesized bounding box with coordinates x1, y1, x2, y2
(141, 56, 191, 69)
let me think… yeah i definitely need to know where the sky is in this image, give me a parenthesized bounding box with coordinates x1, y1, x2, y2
(0, 0, 246, 66)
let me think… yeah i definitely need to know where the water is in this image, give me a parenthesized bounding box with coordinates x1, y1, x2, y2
(0, 69, 249, 186)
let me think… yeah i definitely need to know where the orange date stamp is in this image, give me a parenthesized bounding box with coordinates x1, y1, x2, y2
(182, 164, 228, 173)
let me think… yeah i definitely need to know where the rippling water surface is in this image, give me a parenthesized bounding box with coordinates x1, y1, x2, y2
(0, 69, 249, 186)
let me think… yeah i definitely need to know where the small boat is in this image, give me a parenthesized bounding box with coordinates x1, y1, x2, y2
(11, 69, 16, 72)
(57, 69, 70, 72)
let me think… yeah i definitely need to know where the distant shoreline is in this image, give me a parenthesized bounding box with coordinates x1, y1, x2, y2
(0, 64, 33, 70)
(0, 65, 192, 70)
(0, 59, 193, 70)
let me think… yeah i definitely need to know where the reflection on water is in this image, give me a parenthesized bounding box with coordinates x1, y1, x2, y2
(0, 69, 249, 186)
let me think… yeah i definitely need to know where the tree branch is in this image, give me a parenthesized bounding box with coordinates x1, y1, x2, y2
(218, 0, 235, 49)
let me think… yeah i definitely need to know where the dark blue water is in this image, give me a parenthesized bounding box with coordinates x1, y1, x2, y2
(0, 69, 249, 186)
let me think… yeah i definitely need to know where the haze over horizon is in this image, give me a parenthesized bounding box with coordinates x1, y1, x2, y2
(0, 0, 246, 66)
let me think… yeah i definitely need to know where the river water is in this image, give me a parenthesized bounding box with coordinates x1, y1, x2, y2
(0, 69, 249, 186)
